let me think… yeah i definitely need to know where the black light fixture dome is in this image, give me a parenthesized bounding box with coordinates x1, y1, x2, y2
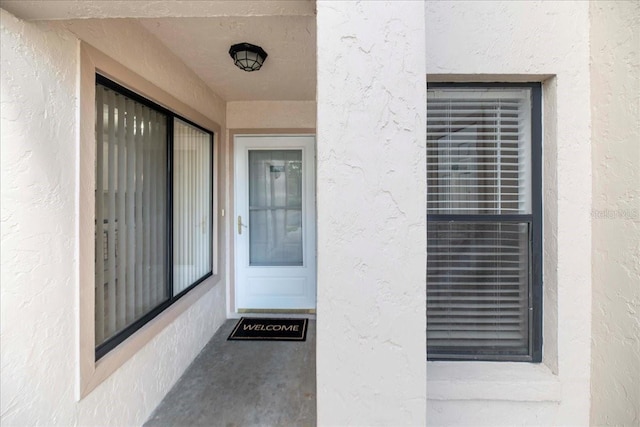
(229, 42, 268, 72)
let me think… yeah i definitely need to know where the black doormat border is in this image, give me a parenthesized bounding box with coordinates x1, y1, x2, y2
(227, 317, 308, 341)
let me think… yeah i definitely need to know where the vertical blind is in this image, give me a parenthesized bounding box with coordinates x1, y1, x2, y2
(95, 84, 168, 347)
(96, 79, 214, 354)
(426, 88, 533, 358)
(173, 119, 212, 294)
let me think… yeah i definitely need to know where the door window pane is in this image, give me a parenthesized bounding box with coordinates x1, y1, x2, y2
(248, 150, 303, 266)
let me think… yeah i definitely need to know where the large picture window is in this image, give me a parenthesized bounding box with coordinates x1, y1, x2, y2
(95, 75, 213, 359)
(426, 83, 542, 361)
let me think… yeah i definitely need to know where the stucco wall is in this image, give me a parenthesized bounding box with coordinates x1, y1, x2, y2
(226, 101, 316, 129)
(1, 10, 227, 426)
(425, 1, 592, 425)
(1, 10, 80, 425)
(590, 1, 640, 426)
(316, 1, 427, 425)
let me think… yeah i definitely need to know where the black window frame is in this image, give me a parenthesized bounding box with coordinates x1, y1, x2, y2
(95, 74, 215, 360)
(426, 82, 543, 363)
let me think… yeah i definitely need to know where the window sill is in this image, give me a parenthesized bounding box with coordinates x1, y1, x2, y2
(427, 361, 561, 403)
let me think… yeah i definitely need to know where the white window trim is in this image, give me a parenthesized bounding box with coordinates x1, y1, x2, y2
(77, 43, 222, 399)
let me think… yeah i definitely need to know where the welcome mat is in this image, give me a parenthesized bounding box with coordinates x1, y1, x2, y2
(227, 317, 308, 341)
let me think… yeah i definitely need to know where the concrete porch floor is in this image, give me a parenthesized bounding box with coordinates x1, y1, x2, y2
(144, 319, 316, 427)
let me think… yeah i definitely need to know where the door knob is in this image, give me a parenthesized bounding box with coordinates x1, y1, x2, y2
(238, 215, 247, 234)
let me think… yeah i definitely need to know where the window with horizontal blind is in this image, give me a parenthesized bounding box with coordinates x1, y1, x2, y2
(95, 75, 214, 359)
(426, 83, 542, 362)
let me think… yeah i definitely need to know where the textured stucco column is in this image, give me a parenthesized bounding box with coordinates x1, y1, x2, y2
(316, 2, 427, 425)
(590, 1, 640, 425)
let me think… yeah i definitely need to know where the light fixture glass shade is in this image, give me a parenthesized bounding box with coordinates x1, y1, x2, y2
(229, 43, 268, 72)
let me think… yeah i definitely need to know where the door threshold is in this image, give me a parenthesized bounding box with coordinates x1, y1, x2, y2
(238, 308, 316, 315)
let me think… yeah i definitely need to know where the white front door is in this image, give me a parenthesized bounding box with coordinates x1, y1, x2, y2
(234, 135, 316, 310)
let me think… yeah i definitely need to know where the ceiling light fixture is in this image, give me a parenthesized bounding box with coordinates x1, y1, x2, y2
(229, 42, 268, 72)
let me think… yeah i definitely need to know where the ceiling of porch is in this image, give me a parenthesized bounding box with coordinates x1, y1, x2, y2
(1, 0, 316, 102)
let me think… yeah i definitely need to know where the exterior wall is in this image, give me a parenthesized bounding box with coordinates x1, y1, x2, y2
(1, 10, 80, 426)
(5, 2, 638, 427)
(425, 1, 592, 425)
(590, 1, 640, 425)
(1, 10, 227, 426)
(316, 1, 427, 425)
(226, 101, 316, 129)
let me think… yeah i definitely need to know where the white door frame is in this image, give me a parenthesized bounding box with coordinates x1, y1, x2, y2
(232, 134, 316, 313)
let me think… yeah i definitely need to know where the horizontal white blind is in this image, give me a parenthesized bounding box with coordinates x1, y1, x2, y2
(173, 119, 212, 295)
(426, 87, 534, 358)
(427, 222, 530, 353)
(95, 84, 167, 347)
(427, 89, 532, 215)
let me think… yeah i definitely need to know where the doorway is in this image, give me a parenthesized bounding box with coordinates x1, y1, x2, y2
(234, 135, 316, 311)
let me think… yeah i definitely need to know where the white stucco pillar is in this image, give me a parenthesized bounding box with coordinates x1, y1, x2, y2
(316, 1, 427, 425)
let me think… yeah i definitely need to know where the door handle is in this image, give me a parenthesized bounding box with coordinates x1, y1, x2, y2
(238, 215, 247, 234)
